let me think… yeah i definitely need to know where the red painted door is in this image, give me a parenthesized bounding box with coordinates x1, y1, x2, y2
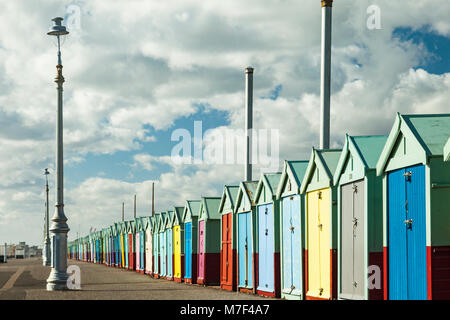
(198, 221, 205, 280)
(221, 213, 232, 285)
(128, 234, 134, 270)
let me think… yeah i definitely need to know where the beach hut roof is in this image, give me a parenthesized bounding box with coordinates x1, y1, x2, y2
(300, 148, 342, 194)
(333, 135, 388, 185)
(376, 113, 450, 175)
(165, 211, 174, 229)
(445, 138, 450, 162)
(235, 181, 259, 211)
(199, 197, 222, 220)
(255, 172, 282, 203)
(158, 212, 168, 232)
(218, 185, 240, 214)
(276, 160, 309, 198)
(182, 200, 202, 222)
(171, 206, 185, 226)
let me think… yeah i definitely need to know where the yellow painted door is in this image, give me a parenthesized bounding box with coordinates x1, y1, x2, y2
(121, 235, 125, 267)
(174, 226, 181, 278)
(307, 188, 331, 299)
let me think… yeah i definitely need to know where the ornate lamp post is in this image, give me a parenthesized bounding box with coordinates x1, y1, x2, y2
(46, 17, 70, 291)
(43, 168, 51, 266)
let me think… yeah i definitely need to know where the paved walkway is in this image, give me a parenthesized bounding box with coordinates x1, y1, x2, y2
(0, 258, 272, 300)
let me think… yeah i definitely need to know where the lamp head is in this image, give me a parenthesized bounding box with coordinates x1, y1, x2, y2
(47, 17, 69, 36)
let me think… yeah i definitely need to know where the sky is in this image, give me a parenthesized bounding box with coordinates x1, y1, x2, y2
(0, 0, 449, 246)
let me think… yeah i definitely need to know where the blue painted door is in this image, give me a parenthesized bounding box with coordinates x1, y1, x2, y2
(258, 203, 275, 292)
(282, 195, 302, 296)
(185, 222, 192, 279)
(388, 165, 427, 300)
(160, 232, 166, 277)
(153, 233, 159, 274)
(167, 229, 173, 278)
(238, 211, 253, 289)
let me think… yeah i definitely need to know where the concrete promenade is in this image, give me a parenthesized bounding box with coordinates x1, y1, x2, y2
(0, 258, 271, 300)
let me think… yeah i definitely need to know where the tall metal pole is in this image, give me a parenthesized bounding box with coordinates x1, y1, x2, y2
(43, 169, 51, 266)
(46, 17, 70, 291)
(122, 202, 125, 221)
(151, 183, 155, 216)
(245, 67, 254, 181)
(320, 0, 333, 149)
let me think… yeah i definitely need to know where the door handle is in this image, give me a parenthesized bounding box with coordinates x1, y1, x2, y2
(265, 229, 268, 236)
(289, 225, 295, 232)
(404, 219, 413, 229)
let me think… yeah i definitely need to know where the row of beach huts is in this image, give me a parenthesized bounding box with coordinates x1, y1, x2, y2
(69, 113, 450, 300)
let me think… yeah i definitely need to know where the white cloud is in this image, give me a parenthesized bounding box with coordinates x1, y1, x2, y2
(1, 0, 449, 244)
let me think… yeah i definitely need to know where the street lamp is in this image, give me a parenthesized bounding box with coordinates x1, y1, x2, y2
(43, 168, 51, 266)
(46, 17, 70, 291)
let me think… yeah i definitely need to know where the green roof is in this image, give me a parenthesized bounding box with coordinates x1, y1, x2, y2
(219, 185, 240, 214)
(318, 149, 342, 177)
(244, 181, 258, 201)
(351, 135, 389, 168)
(187, 200, 201, 217)
(288, 160, 309, 185)
(402, 114, 450, 155)
(444, 137, 450, 161)
(200, 197, 222, 220)
(265, 173, 282, 194)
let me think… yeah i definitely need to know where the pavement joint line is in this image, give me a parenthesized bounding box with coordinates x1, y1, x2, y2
(0, 266, 25, 291)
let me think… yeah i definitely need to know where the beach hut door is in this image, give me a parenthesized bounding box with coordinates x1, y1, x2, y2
(388, 165, 427, 300)
(221, 213, 232, 285)
(282, 195, 302, 296)
(198, 221, 206, 279)
(238, 211, 253, 289)
(258, 204, 275, 292)
(340, 180, 365, 299)
(185, 223, 192, 279)
(167, 229, 173, 277)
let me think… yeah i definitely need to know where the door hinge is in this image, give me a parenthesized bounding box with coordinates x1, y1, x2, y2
(318, 191, 322, 199)
(352, 217, 358, 227)
(289, 225, 295, 232)
(353, 281, 358, 288)
(352, 184, 358, 193)
(265, 229, 269, 236)
(265, 208, 268, 214)
(319, 288, 323, 295)
(318, 224, 323, 231)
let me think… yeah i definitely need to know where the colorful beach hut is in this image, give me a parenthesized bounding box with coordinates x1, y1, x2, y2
(235, 181, 259, 293)
(300, 148, 342, 300)
(165, 211, 174, 280)
(172, 207, 185, 282)
(376, 113, 450, 300)
(254, 172, 282, 298)
(197, 197, 222, 285)
(334, 135, 388, 300)
(144, 216, 154, 275)
(158, 212, 168, 279)
(219, 185, 240, 291)
(128, 221, 136, 270)
(152, 213, 161, 277)
(137, 217, 146, 273)
(276, 160, 309, 300)
(183, 200, 201, 284)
